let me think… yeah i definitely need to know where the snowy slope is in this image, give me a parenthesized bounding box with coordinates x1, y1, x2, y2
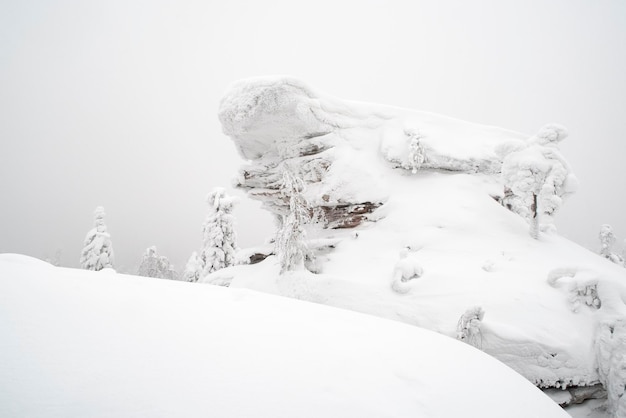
(212, 77, 626, 415)
(0, 254, 568, 418)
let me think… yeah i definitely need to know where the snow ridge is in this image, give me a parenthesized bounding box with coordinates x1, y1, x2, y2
(1, 254, 573, 417)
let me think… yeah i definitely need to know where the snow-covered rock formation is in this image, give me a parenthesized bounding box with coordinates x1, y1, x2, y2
(220, 77, 532, 228)
(216, 77, 626, 415)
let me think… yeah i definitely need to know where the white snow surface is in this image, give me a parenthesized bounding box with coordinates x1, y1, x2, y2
(0, 254, 568, 418)
(214, 77, 626, 399)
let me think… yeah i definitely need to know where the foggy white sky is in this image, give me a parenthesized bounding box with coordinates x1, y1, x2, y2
(1, 0, 625, 272)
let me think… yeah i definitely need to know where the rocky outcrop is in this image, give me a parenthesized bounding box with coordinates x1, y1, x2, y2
(218, 77, 527, 228)
(216, 78, 626, 416)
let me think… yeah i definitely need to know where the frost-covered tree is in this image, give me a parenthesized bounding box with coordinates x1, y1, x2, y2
(406, 129, 425, 174)
(599, 224, 624, 265)
(600, 224, 617, 258)
(502, 153, 548, 239)
(457, 306, 485, 348)
(276, 166, 311, 274)
(158, 257, 177, 280)
(501, 125, 575, 239)
(46, 249, 63, 267)
(200, 188, 238, 277)
(80, 206, 114, 271)
(137, 246, 159, 277)
(137, 246, 177, 280)
(181, 251, 202, 282)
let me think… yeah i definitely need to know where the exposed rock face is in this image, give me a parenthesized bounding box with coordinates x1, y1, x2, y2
(543, 384, 607, 407)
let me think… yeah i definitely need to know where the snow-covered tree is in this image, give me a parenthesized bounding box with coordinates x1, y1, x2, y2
(276, 166, 311, 274)
(502, 152, 548, 238)
(80, 206, 114, 271)
(46, 249, 63, 267)
(406, 129, 425, 174)
(501, 125, 576, 239)
(137, 246, 159, 277)
(156, 256, 176, 280)
(600, 224, 617, 258)
(457, 306, 485, 348)
(599, 224, 624, 265)
(200, 187, 238, 277)
(181, 251, 202, 282)
(137, 246, 177, 280)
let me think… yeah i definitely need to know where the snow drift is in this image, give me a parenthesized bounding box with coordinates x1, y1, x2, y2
(215, 77, 626, 415)
(0, 254, 568, 418)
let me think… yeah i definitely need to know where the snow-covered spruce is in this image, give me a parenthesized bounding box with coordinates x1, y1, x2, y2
(136, 246, 177, 280)
(599, 224, 624, 265)
(79, 206, 114, 271)
(45, 249, 63, 267)
(200, 188, 239, 279)
(276, 166, 312, 274)
(500, 125, 576, 239)
(181, 251, 202, 282)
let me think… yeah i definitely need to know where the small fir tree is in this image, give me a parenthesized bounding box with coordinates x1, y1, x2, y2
(599, 224, 624, 265)
(182, 251, 203, 282)
(137, 246, 177, 280)
(276, 167, 311, 273)
(80, 206, 114, 271)
(600, 224, 616, 259)
(45, 249, 63, 267)
(501, 125, 575, 239)
(200, 188, 238, 278)
(137, 246, 159, 277)
(156, 256, 177, 280)
(501, 155, 548, 239)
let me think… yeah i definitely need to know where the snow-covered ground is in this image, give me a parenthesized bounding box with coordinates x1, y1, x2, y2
(0, 254, 568, 417)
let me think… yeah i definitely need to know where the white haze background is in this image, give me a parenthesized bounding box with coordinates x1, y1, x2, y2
(1, 0, 625, 272)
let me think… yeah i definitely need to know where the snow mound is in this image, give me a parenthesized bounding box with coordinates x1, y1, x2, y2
(216, 77, 626, 412)
(0, 257, 568, 418)
(0, 253, 56, 268)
